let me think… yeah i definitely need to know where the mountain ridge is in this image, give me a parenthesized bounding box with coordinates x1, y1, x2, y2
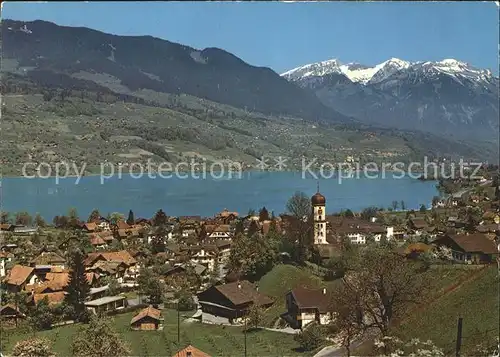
(282, 57, 499, 141)
(2, 19, 355, 125)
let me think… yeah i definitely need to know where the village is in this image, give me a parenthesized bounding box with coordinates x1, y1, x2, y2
(0, 168, 499, 357)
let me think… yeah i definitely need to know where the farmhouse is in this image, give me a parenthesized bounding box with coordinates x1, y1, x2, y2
(197, 280, 273, 323)
(434, 233, 498, 264)
(284, 287, 335, 329)
(3, 265, 37, 292)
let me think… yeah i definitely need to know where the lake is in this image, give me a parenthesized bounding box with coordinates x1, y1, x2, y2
(1, 171, 438, 220)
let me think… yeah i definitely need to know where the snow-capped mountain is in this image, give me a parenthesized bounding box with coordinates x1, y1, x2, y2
(282, 58, 499, 141)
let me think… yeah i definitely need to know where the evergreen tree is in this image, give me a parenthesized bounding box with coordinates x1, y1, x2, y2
(247, 220, 260, 237)
(258, 206, 270, 222)
(126, 209, 135, 226)
(152, 209, 167, 226)
(87, 209, 101, 223)
(65, 248, 90, 322)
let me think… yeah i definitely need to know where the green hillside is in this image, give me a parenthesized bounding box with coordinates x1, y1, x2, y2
(395, 266, 499, 355)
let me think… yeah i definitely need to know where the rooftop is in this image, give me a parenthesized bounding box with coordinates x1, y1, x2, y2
(84, 295, 126, 306)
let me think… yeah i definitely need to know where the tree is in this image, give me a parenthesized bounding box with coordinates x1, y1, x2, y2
(65, 248, 90, 322)
(247, 220, 260, 237)
(87, 209, 101, 223)
(227, 232, 279, 280)
(391, 201, 399, 211)
(286, 191, 313, 265)
(330, 280, 365, 357)
(360, 207, 378, 221)
(294, 323, 324, 351)
(109, 212, 124, 225)
(286, 191, 310, 219)
(340, 247, 424, 337)
(258, 207, 270, 222)
(68, 208, 79, 229)
(126, 209, 135, 226)
(137, 268, 164, 305)
(53, 215, 69, 229)
(34, 213, 46, 228)
(12, 337, 55, 357)
(15, 211, 32, 226)
(342, 209, 354, 218)
(104, 276, 121, 296)
(152, 209, 167, 226)
(29, 297, 54, 331)
(419, 204, 427, 213)
(247, 304, 263, 330)
(1, 211, 10, 224)
(71, 316, 131, 357)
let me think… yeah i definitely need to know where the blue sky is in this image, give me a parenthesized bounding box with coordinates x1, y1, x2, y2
(3, 1, 498, 73)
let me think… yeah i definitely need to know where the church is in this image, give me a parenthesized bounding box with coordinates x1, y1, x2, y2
(311, 188, 328, 245)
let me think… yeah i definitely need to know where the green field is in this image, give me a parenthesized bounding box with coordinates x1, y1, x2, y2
(1, 309, 310, 357)
(395, 265, 499, 355)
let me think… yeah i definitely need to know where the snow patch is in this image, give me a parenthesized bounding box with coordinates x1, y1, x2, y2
(20, 24, 32, 34)
(190, 51, 207, 64)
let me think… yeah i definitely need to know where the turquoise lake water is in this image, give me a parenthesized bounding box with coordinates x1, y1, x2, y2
(1, 171, 438, 220)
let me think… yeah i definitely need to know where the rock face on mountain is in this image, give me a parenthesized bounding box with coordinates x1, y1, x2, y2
(282, 58, 499, 141)
(2, 19, 352, 123)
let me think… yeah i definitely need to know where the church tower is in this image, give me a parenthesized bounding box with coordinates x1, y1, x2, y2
(311, 184, 327, 244)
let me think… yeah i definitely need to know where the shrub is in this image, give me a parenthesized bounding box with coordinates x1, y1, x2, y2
(294, 323, 324, 351)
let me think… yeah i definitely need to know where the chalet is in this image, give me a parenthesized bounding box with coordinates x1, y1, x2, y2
(3, 265, 37, 292)
(204, 224, 232, 239)
(84, 250, 138, 281)
(172, 345, 211, 357)
(408, 218, 429, 235)
(83, 222, 98, 233)
(284, 287, 335, 329)
(90, 235, 107, 249)
(197, 281, 273, 323)
(88, 261, 129, 282)
(434, 233, 498, 264)
(216, 209, 239, 225)
(0, 304, 25, 320)
(32, 291, 66, 306)
(215, 240, 232, 265)
(476, 223, 500, 234)
(188, 246, 217, 272)
(97, 218, 111, 231)
(30, 252, 66, 269)
(85, 295, 127, 315)
(130, 306, 163, 330)
(135, 218, 152, 227)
